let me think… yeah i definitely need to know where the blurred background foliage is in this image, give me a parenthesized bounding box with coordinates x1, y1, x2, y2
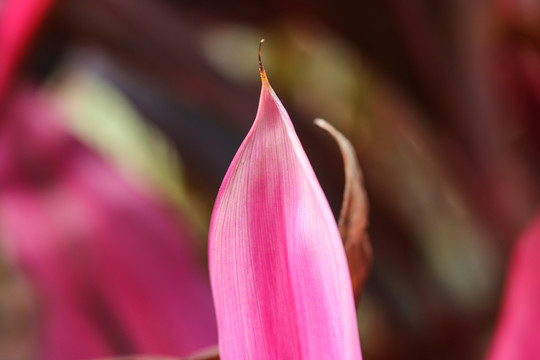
(2, 0, 540, 359)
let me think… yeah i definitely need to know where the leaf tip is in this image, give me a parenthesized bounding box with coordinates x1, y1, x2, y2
(258, 39, 269, 86)
(314, 118, 329, 130)
(314, 118, 340, 139)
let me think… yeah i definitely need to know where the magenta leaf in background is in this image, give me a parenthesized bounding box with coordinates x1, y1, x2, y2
(0, 86, 217, 360)
(208, 53, 362, 359)
(487, 212, 540, 360)
(0, 0, 54, 100)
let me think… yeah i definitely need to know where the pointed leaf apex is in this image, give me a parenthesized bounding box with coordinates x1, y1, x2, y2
(258, 39, 269, 87)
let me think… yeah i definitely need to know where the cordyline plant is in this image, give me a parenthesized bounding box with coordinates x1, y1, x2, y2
(3, 0, 540, 358)
(207, 41, 366, 360)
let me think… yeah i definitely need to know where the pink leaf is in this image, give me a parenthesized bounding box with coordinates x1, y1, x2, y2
(487, 212, 540, 360)
(208, 42, 362, 359)
(0, 86, 217, 359)
(0, 0, 54, 100)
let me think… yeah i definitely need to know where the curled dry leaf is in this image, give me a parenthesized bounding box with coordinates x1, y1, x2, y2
(314, 118, 372, 304)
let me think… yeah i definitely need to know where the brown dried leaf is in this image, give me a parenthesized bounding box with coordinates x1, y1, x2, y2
(314, 118, 372, 304)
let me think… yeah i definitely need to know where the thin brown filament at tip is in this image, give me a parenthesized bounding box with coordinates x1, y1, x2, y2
(259, 39, 268, 84)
